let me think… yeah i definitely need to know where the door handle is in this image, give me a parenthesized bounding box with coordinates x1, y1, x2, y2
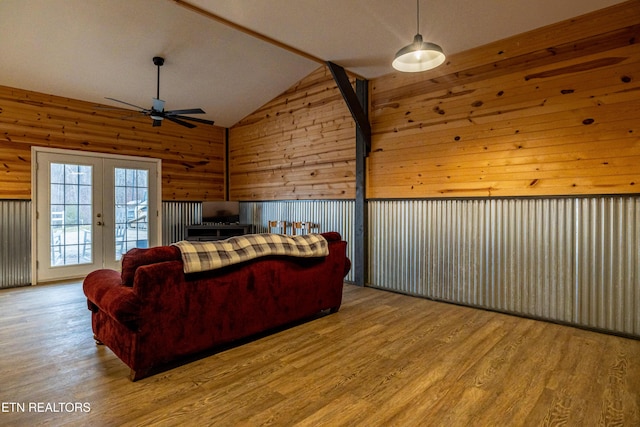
(97, 221, 103, 226)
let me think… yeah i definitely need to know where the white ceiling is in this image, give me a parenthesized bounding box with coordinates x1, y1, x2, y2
(0, 0, 626, 128)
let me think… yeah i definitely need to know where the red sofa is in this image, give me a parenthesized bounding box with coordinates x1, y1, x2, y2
(83, 232, 350, 380)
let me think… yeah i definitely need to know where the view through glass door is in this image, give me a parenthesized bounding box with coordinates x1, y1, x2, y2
(34, 149, 160, 283)
(114, 167, 149, 260)
(104, 159, 156, 270)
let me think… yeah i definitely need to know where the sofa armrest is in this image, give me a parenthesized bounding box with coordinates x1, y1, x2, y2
(321, 231, 342, 242)
(320, 232, 350, 277)
(83, 269, 142, 329)
(344, 257, 352, 277)
(121, 246, 181, 286)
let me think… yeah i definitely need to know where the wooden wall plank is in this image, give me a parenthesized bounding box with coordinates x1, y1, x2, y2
(228, 66, 356, 200)
(368, 0, 640, 199)
(371, 3, 640, 101)
(2, 1, 637, 202)
(0, 85, 225, 201)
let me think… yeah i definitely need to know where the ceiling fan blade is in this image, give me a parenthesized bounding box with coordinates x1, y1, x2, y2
(95, 105, 132, 111)
(152, 98, 165, 112)
(152, 119, 162, 127)
(165, 108, 206, 115)
(170, 115, 215, 125)
(117, 113, 146, 121)
(104, 97, 147, 111)
(164, 115, 196, 128)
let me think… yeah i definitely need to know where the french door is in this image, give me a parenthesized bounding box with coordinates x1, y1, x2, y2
(33, 148, 161, 283)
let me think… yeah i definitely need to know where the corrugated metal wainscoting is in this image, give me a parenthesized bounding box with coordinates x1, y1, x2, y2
(1, 200, 354, 288)
(242, 200, 355, 283)
(162, 201, 202, 245)
(369, 197, 640, 337)
(0, 200, 31, 288)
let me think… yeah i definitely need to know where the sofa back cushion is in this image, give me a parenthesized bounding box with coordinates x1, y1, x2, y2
(120, 232, 342, 286)
(121, 246, 182, 286)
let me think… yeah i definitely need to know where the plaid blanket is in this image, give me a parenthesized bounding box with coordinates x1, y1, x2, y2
(172, 233, 329, 274)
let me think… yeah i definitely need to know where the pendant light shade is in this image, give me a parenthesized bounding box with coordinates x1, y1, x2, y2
(392, 34, 445, 72)
(392, 0, 445, 72)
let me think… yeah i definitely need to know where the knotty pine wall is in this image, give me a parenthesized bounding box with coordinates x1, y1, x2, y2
(369, 0, 640, 199)
(2, 1, 637, 204)
(0, 85, 225, 201)
(228, 66, 356, 200)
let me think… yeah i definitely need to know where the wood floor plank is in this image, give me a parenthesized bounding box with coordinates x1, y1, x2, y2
(1, 281, 639, 426)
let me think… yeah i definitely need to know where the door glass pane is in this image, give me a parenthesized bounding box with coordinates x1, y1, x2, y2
(50, 163, 92, 266)
(114, 168, 148, 261)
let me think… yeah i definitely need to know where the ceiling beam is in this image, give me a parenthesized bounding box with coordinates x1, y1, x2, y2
(326, 61, 371, 149)
(172, 0, 325, 65)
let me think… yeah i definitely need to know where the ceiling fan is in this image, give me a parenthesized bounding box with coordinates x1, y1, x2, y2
(105, 56, 214, 129)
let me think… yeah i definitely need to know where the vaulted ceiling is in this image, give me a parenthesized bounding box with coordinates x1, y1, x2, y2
(0, 0, 626, 128)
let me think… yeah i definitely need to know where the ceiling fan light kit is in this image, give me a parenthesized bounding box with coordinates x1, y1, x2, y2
(105, 56, 214, 128)
(393, 0, 445, 73)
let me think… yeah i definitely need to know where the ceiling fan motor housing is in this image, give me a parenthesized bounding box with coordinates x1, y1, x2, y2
(104, 55, 214, 128)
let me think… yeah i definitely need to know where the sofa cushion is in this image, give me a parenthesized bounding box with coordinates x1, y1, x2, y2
(173, 233, 329, 274)
(121, 245, 182, 286)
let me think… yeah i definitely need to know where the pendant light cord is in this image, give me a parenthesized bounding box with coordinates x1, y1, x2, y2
(416, 0, 420, 34)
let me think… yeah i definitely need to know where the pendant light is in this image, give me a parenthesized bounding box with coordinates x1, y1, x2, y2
(392, 0, 445, 72)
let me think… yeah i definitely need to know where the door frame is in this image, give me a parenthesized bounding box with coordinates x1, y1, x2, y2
(31, 147, 162, 284)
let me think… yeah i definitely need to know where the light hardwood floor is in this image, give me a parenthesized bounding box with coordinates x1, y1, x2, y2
(1, 282, 639, 426)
